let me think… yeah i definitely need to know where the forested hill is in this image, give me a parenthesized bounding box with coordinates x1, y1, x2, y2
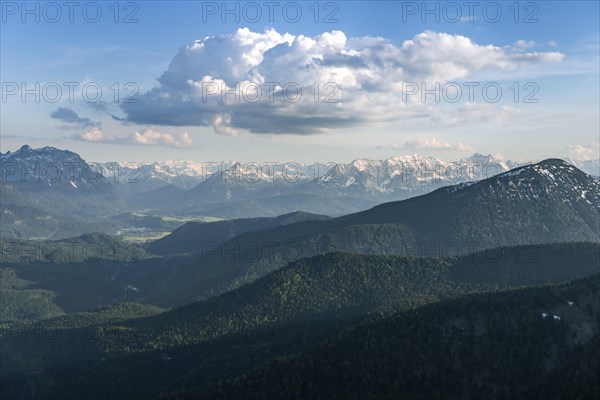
(2, 243, 598, 400)
(192, 275, 600, 400)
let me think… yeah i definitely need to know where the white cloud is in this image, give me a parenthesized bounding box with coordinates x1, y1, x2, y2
(511, 40, 536, 50)
(122, 28, 565, 135)
(71, 127, 192, 148)
(567, 144, 598, 161)
(130, 128, 192, 148)
(212, 114, 241, 136)
(396, 137, 475, 152)
(71, 127, 116, 142)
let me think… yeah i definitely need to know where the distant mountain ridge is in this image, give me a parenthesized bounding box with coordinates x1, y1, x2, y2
(1, 145, 109, 190)
(0, 145, 122, 238)
(90, 153, 514, 191)
(88, 154, 599, 193)
(2, 145, 598, 238)
(1, 145, 597, 400)
(132, 158, 599, 304)
(88, 160, 206, 194)
(147, 211, 331, 255)
(336, 158, 600, 247)
(92, 152, 598, 216)
(91, 152, 522, 215)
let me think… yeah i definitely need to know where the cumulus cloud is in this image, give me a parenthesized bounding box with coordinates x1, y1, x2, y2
(70, 127, 192, 148)
(122, 28, 565, 135)
(129, 128, 192, 147)
(567, 144, 598, 161)
(509, 40, 536, 51)
(212, 114, 242, 136)
(398, 137, 475, 152)
(50, 107, 99, 128)
(72, 127, 116, 142)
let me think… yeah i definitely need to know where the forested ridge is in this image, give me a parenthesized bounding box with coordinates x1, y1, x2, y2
(1, 243, 598, 399)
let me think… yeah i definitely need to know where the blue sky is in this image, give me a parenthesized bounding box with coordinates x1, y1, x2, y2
(1, 0, 598, 163)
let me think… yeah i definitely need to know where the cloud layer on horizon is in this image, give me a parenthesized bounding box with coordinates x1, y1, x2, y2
(403, 137, 475, 153)
(566, 143, 599, 161)
(380, 137, 475, 153)
(70, 127, 192, 148)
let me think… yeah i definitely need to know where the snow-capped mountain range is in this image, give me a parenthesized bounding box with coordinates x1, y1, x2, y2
(2, 145, 598, 219)
(88, 154, 515, 192)
(1, 145, 598, 238)
(315, 153, 513, 195)
(88, 154, 599, 194)
(88, 161, 206, 191)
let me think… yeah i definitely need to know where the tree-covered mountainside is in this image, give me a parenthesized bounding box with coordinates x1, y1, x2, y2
(147, 211, 330, 255)
(341, 159, 600, 247)
(133, 159, 599, 303)
(1, 244, 598, 400)
(231, 159, 599, 258)
(184, 275, 600, 400)
(1, 153, 598, 399)
(0, 268, 64, 325)
(3, 159, 598, 311)
(0, 181, 115, 240)
(139, 242, 600, 347)
(0, 233, 152, 322)
(1, 232, 147, 263)
(2, 237, 598, 326)
(13, 302, 165, 331)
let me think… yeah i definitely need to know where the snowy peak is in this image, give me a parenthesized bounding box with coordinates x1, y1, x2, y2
(89, 154, 597, 198)
(318, 153, 512, 195)
(498, 159, 587, 182)
(467, 153, 500, 163)
(90, 160, 210, 190)
(0, 145, 107, 189)
(195, 154, 513, 192)
(450, 158, 600, 210)
(562, 157, 600, 177)
(201, 161, 312, 189)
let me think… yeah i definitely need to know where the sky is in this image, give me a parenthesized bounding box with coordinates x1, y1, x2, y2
(1, 0, 598, 164)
